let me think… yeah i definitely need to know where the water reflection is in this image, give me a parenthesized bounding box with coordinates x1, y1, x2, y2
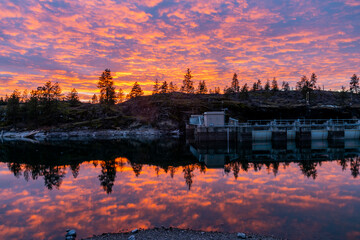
(0, 140, 359, 240)
(190, 140, 360, 180)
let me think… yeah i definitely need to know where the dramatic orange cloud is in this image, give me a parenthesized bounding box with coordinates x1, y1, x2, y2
(0, 0, 359, 99)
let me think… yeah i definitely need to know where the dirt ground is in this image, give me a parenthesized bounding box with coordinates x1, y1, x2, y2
(83, 228, 283, 240)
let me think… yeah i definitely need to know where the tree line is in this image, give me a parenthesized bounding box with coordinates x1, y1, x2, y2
(1, 67, 359, 126)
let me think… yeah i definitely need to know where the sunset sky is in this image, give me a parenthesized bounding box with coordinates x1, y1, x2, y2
(0, 0, 359, 99)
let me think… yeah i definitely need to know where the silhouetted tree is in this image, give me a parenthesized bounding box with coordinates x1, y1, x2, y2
(350, 157, 359, 178)
(252, 79, 262, 91)
(310, 73, 317, 89)
(91, 94, 98, 104)
(350, 74, 359, 94)
(297, 73, 317, 96)
(299, 161, 318, 180)
(35, 81, 62, 123)
(6, 90, 21, 123)
(43, 166, 66, 190)
(98, 160, 117, 194)
(98, 69, 116, 105)
(224, 86, 234, 95)
(231, 73, 240, 92)
(153, 79, 160, 94)
(117, 88, 125, 103)
(241, 83, 249, 93)
(7, 162, 22, 178)
(183, 165, 195, 190)
(196, 80, 207, 94)
(169, 166, 176, 178)
(66, 88, 80, 106)
(70, 164, 80, 178)
(232, 162, 240, 180)
(282, 81, 290, 91)
(21, 90, 28, 103)
(264, 79, 270, 91)
(160, 81, 168, 94)
(25, 90, 40, 123)
(131, 162, 143, 177)
(180, 68, 194, 93)
(129, 82, 144, 98)
(168, 82, 177, 92)
(271, 77, 279, 91)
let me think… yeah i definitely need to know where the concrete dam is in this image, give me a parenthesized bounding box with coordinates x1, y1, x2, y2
(186, 111, 360, 142)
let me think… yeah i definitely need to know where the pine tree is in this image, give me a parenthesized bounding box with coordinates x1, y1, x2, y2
(117, 88, 125, 103)
(180, 68, 194, 93)
(153, 79, 160, 94)
(231, 73, 240, 92)
(264, 79, 270, 91)
(6, 90, 21, 123)
(214, 87, 221, 94)
(168, 82, 177, 92)
(297, 75, 317, 97)
(97, 69, 116, 105)
(197, 80, 207, 94)
(160, 81, 168, 94)
(350, 74, 359, 94)
(271, 77, 278, 91)
(91, 94, 98, 104)
(252, 80, 262, 91)
(37, 81, 62, 104)
(66, 88, 80, 106)
(252, 82, 257, 91)
(296, 75, 308, 91)
(282, 81, 290, 91)
(310, 73, 317, 89)
(21, 90, 28, 103)
(241, 83, 249, 93)
(34, 81, 62, 123)
(129, 82, 144, 98)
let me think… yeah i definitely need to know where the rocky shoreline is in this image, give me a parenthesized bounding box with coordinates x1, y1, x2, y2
(0, 127, 180, 141)
(83, 228, 283, 240)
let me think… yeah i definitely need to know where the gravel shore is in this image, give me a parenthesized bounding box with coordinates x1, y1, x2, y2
(1, 128, 179, 141)
(84, 228, 283, 240)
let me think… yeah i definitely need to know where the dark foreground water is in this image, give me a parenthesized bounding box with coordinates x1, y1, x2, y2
(0, 139, 359, 240)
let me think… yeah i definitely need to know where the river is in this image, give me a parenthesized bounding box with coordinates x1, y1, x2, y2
(0, 139, 359, 239)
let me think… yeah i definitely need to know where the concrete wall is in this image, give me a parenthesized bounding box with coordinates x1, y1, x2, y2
(311, 130, 328, 140)
(204, 112, 225, 127)
(188, 124, 360, 142)
(252, 130, 272, 141)
(345, 129, 360, 139)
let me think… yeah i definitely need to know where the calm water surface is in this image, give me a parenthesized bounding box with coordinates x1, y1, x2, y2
(0, 140, 359, 240)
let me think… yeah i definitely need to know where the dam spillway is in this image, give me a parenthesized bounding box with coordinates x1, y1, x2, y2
(186, 118, 360, 142)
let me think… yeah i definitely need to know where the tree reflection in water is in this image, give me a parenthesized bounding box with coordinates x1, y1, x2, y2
(7, 163, 67, 190)
(183, 165, 195, 190)
(98, 160, 117, 194)
(1, 139, 360, 192)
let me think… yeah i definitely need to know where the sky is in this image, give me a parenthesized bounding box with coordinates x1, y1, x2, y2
(0, 0, 359, 99)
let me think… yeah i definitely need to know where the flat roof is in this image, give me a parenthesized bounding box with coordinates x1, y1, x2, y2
(204, 111, 225, 115)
